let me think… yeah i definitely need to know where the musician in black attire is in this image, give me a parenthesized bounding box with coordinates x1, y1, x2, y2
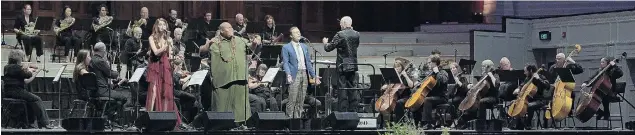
(124, 27, 144, 78)
(233, 13, 248, 38)
(387, 58, 416, 122)
(323, 16, 360, 112)
(580, 57, 623, 120)
(91, 4, 113, 48)
(261, 15, 278, 45)
(546, 53, 584, 116)
(171, 58, 198, 124)
(2, 50, 51, 129)
(166, 9, 183, 34)
(88, 42, 133, 108)
(248, 64, 279, 112)
(138, 7, 156, 42)
(511, 64, 551, 129)
(447, 62, 469, 127)
(55, 6, 80, 62)
(419, 55, 449, 129)
(461, 60, 500, 124)
(13, 4, 43, 62)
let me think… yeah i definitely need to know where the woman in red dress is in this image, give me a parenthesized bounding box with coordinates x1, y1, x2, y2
(146, 18, 181, 126)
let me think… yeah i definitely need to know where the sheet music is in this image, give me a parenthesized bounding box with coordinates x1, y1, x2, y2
(53, 65, 68, 82)
(129, 68, 146, 83)
(261, 68, 280, 83)
(186, 70, 209, 86)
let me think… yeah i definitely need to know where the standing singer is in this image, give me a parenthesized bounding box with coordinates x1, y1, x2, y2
(282, 27, 321, 119)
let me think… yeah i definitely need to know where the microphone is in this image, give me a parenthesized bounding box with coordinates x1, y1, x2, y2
(299, 36, 309, 42)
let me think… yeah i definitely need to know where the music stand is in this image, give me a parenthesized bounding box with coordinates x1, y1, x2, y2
(459, 59, 477, 75)
(128, 68, 146, 128)
(260, 46, 282, 59)
(53, 65, 68, 128)
(189, 56, 202, 72)
(444, 69, 455, 84)
(380, 68, 402, 84)
(554, 68, 575, 83)
(245, 22, 262, 34)
(498, 70, 525, 83)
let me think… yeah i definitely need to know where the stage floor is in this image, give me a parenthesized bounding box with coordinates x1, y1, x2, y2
(2, 128, 634, 135)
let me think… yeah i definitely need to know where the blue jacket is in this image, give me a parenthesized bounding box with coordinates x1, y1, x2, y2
(282, 42, 316, 80)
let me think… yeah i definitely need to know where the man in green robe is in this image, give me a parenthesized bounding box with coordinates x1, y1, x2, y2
(200, 22, 251, 123)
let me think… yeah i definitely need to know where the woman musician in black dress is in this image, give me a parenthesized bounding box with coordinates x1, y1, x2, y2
(2, 50, 51, 129)
(13, 4, 43, 62)
(91, 4, 113, 48)
(54, 5, 80, 62)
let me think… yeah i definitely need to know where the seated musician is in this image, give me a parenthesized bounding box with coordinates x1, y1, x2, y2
(14, 4, 43, 62)
(248, 64, 279, 112)
(463, 60, 500, 122)
(261, 15, 278, 45)
(498, 57, 518, 101)
(124, 27, 144, 77)
(580, 57, 622, 120)
(88, 42, 133, 108)
(2, 50, 51, 129)
(91, 4, 113, 47)
(547, 53, 583, 114)
(171, 58, 198, 124)
(511, 64, 550, 130)
(73, 49, 92, 101)
(388, 57, 416, 122)
(418, 55, 449, 129)
(54, 5, 80, 63)
(447, 62, 469, 128)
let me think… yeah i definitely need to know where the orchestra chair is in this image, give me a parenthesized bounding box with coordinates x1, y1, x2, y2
(1, 98, 30, 129)
(432, 103, 454, 127)
(596, 82, 626, 129)
(76, 72, 117, 119)
(52, 38, 74, 63)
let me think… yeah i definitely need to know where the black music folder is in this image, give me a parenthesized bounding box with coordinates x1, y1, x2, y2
(459, 59, 477, 74)
(554, 68, 575, 82)
(443, 69, 455, 84)
(497, 70, 524, 82)
(34, 17, 54, 30)
(261, 45, 282, 58)
(380, 68, 402, 84)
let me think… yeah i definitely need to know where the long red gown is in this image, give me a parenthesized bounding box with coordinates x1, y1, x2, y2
(146, 49, 181, 127)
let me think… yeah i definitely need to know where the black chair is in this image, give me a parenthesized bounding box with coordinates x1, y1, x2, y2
(52, 37, 73, 63)
(1, 98, 30, 128)
(596, 82, 627, 129)
(76, 72, 116, 118)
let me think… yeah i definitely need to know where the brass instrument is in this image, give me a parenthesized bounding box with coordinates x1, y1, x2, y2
(126, 18, 147, 37)
(54, 17, 75, 36)
(92, 16, 113, 32)
(19, 17, 40, 36)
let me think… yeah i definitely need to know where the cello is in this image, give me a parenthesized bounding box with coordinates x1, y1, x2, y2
(404, 71, 437, 111)
(375, 63, 412, 114)
(574, 52, 626, 122)
(459, 72, 494, 111)
(545, 44, 581, 121)
(507, 68, 543, 118)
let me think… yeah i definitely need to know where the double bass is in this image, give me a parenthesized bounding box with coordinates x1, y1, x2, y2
(545, 44, 581, 121)
(574, 52, 626, 122)
(404, 71, 437, 111)
(375, 63, 411, 114)
(459, 72, 494, 111)
(507, 68, 543, 118)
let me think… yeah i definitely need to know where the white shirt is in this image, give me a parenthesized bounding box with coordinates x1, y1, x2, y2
(292, 42, 306, 69)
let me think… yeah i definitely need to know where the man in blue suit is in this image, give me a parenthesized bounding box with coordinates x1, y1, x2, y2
(282, 27, 321, 119)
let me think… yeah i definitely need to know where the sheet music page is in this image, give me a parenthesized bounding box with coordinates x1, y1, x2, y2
(53, 65, 68, 82)
(129, 68, 146, 83)
(187, 70, 209, 86)
(261, 68, 280, 83)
